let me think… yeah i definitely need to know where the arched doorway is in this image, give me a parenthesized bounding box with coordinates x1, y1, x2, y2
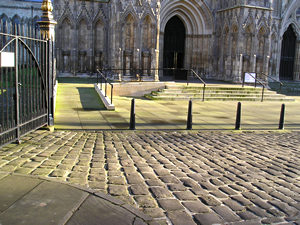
(163, 16, 186, 80)
(279, 25, 297, 80)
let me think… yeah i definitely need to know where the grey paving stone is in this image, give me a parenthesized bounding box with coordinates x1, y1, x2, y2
(199, 195, 222, 207)
(108, 185, 129, 196)
(130, 184, 149, 195)
(219, 186, 238, 196)
(212, 206, 241, 222)
(247, 205, 272, 218)
(150, 187, 173, 199)
(268, 200, 299, 217)
(237, 211, 259, 220)
(231, 195, 252, 207)
(261, 217, 285, 224)
(193, 212, 225, 225)
(167, 184, 187, 191)
(223, 199, 244, 212)
(167, 210, 196, 225)
(182, 201, 210, 213)
(134, 196, 158, 208)
(157, 199, 184, 211)
(173, 191, 198, 200)
(143, 208, 165, 219)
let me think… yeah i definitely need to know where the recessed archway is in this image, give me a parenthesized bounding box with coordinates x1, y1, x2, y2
(279, 25, 297, 80)
(159, 0, 213, 80)
(163, 16, 186, 80)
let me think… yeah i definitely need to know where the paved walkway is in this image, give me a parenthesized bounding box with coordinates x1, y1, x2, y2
(0, 173, 152, 225)
(55, 79, 300, 130)
(0, 130, 299, 224)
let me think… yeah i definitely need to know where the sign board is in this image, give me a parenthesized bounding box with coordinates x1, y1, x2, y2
(244, 72, 256, 83)
(0, 52, 15, 68)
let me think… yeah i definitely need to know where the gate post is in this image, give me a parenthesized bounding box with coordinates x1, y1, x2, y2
(38, 0, 57, 126)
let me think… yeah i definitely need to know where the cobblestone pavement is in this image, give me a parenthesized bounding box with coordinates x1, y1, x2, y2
(0, 130, 300, 225)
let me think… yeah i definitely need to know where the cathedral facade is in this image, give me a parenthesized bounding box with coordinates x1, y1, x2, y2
(1, 0, 300, 82)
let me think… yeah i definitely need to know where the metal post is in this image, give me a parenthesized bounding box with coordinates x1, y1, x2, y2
(111, 85, 113, 104)
(15, 37, 20, 143)
(242, 73, 245, 87)
(261, 86, 265, 102)
(235, 102, 241, 130)
(187, 99, 192, 130)
(129, 98, 136, 130)
(97, 70, 99, 84)
(202, 84, 206, 102)
(279, 104, 285, 130)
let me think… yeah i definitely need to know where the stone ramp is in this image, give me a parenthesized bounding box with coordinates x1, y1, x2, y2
(55, 79, 110, 130)
(0, 174, 153, 225)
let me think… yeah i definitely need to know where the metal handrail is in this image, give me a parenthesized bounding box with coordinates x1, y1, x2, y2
(259, 72, 284, 92)
(242, 73, 266, 102)
(96, 69, 114, 104)
(190, 69, 207, 101)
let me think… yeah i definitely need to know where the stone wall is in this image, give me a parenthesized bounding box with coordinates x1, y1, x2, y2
(2, 0, 300, 82)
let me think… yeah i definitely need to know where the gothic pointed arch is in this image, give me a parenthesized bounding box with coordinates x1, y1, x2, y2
(281, 0, 300, 37)
(279, 24, 297, 80)
(120, 4, 139, 23)
(142, 14, 154, 50)
(123, 13, 136, 50)
(0, 14, 9, 33)
(160, 0, 213, 35)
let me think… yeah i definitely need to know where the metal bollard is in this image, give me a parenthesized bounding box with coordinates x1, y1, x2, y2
(129, 98, 136, 130)
(187, 100, 193, 130)
(279, 104, 285, 130)
(235, 102, 241, 130)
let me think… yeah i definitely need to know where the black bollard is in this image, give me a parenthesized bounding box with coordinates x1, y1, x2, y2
(279, 104, 285, 130)
(235, 102, 241, 130)
(187, 100, 193, 130)
(130, 98, 136, 130)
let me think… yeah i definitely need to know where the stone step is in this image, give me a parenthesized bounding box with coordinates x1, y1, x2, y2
(161, 89, 277, 94)
(152, 92, 288, 98)
(145, 95, 295, 101)
(146, 84, 295, 101)
(165, 85, 261, 91)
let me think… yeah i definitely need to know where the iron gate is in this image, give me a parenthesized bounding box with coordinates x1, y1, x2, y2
(0, 31, 52, 146)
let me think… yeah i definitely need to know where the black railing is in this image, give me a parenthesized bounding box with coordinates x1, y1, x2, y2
(260, 72, 284, 92)
(242, 72, 266, 102)
(0, 31, 52, 146)
(97, 69, 114, 104)
(190, 69, 206, 101)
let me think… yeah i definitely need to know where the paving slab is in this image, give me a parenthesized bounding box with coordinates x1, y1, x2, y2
(0, 174, 153, 225)
(55, 80, 300, 130)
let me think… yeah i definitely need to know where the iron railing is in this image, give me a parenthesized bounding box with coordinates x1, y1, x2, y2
(0, 31, 53, 146)
(242, 72, 266, 102)
(190, 69, 207, 101)
(259, 72, 284, 92)
(97, 69, 114, 104)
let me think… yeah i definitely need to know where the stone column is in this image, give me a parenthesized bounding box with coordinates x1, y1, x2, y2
(38, 0, 57, 126)
(252, 54, 256, 73)
(293, 40, 300, 81)
(238, 54, 243, 82)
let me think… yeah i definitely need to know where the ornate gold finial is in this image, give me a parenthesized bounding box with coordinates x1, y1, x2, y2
(38, 0, 57, 40)
(41, 0, 53, 12)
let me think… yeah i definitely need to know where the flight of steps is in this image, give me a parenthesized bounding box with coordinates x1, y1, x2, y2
(269, 81, 300, 96)
(145, 84, 295, 101)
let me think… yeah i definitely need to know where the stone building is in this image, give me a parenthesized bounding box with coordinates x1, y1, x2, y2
(1, 0, 300, 82)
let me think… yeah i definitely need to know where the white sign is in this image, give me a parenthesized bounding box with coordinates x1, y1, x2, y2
(244, 72, 256, 83)
(0, 52, 15, 67)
